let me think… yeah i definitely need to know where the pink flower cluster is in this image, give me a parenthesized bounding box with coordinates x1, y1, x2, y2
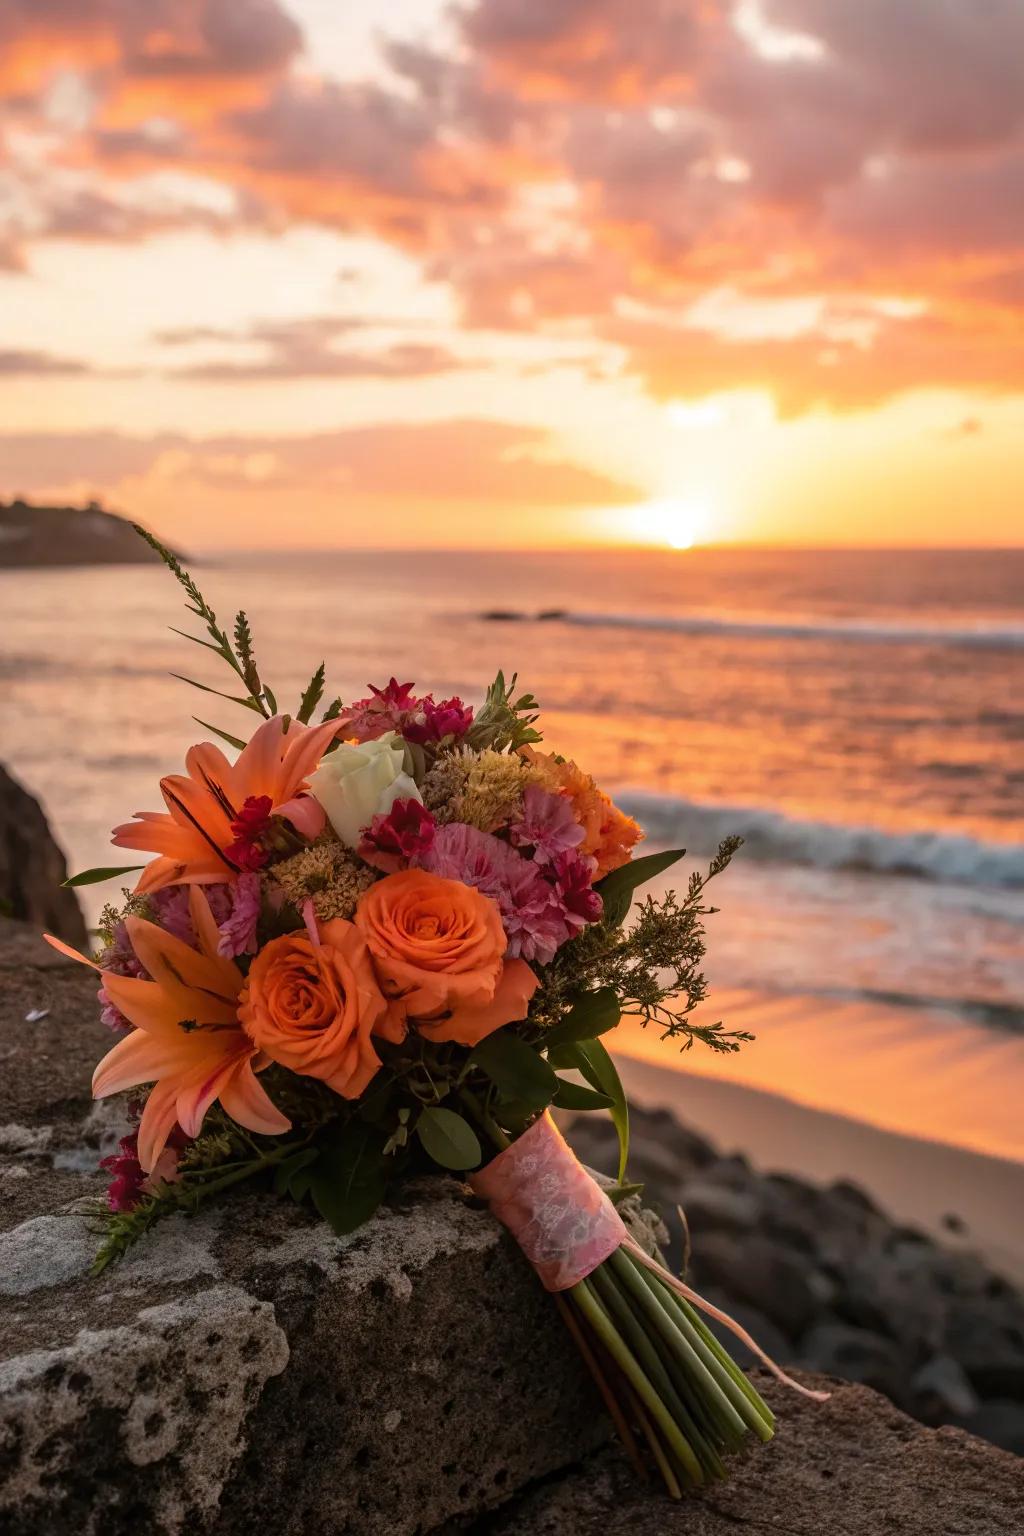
(418, 822, 602, 966)
(343, 678, 474, 745)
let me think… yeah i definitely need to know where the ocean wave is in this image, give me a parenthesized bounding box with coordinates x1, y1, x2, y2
(616, 790, 1024, 890)
(480, 607, 1024, 651)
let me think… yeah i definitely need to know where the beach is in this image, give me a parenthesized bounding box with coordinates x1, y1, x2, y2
(612, 1041, 1024, 1285)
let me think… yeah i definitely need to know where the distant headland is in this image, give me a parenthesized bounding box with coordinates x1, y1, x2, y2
(0, 499, 183, 568)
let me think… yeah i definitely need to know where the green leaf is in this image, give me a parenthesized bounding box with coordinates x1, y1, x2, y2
(606, 1180, 645, 1205)
(596, 847, 687, 928)
(307, 1122, 390, 1235)
(470, 1028, 557, 1111)
(416, 1107, 482, 1171)
(552, 1078, 614, 1111)
(545, 986, 621, 1049)
(168, 625, 222, 653)
(272, 1147, 318, 1197)
(192, 717, 248, 751)
(170, 673, 261, 710)
(63, 864, 145, 888)
(263, 684, 278, 714)
(297, 662, 326, 724)
(554, 1038, 629, 1183)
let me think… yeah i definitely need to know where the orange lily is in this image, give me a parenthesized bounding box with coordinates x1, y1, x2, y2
(45, 888, 290, 1171)
(112, 714, 341, 894)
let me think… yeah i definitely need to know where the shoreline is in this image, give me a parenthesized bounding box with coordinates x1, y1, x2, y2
(611, 1045, 1024, 1285)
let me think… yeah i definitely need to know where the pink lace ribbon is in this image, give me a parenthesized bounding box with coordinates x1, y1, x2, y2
(468, 1111, 627, 1291)
(470, 1110, 829, 1403)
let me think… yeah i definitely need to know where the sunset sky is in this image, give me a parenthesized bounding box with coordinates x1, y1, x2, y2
(1, 0, 1023, 549)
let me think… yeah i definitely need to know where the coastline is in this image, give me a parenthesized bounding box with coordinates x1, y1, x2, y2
(611, 1045, 1024, 1285)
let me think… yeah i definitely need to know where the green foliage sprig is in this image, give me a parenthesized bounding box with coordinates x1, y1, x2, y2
(533, 838, 752, 1055)
(466, 670, 543, 751)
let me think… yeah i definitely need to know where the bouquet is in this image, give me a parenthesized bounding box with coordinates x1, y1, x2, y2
(49, 530, 823, 1499)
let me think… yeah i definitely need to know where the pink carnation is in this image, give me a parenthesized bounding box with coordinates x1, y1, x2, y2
(214, 873, 262, 957)
(359, 798, 437, 873)
(509, 784, 585, 864)
(418, 822, 575, 965)
(98, 984, 131, 1033)
(341, 679, 423, 742)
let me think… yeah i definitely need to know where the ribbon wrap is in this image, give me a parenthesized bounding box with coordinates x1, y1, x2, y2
(468, 1111, 627, 1291)
(470, 1110, 830, 1403)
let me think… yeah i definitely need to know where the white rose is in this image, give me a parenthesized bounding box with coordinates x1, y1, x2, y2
(308, 731, 423, 848)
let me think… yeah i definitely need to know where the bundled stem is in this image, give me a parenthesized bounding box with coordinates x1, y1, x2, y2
(563, 1241, 775, 1496)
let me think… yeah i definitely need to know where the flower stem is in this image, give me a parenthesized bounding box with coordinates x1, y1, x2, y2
(570, 1276, 705, 1487)
(554, 1292, 648, 1482)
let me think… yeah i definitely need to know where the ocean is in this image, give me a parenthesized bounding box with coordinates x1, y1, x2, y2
(3, 545, 1023, 1173)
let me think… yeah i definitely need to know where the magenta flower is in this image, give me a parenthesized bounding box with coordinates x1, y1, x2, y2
(510, 784, 585, 863)
(359, 798, 437, 873)
(100, 1133, 146, 1212)
(342, 678, 473, 744)
(552, 850, 604, 927)
(100, 1129, 184, 1212)
(404, 695, 474, 744)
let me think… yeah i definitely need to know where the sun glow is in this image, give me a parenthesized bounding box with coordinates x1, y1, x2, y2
(629, 497, 713, 549)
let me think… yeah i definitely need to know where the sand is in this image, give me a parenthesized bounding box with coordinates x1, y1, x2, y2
(611, 1023, 1024, 1284)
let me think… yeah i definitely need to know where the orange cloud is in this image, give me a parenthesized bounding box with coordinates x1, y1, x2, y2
(3, 0, 1024, 413)
(0, 419, 641, 506)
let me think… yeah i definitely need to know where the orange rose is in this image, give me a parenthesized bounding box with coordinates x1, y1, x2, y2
(523, 749, 643, 878)
(353, 868, 538, 1047)
(239, 920, 390, 1100)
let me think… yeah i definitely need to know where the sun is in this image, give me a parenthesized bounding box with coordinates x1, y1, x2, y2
(630, 497, 712, 550)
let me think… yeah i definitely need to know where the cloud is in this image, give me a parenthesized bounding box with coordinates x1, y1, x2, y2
(0, 419, 640, 506)
(0, 348, 89, 375)
(608, 308, 1024, 415)
(151, 315, 471, 380)
(0, 0, 302, 90)
(3, 0, 1024, 414)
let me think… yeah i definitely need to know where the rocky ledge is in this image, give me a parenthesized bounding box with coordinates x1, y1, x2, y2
(3, 915, 1024, 1531)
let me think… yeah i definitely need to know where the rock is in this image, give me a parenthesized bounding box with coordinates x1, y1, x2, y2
(800, 1323, 909, 1406)
(690, 1233, 826, 1342)
(0, 1168, 622, 1536)
(0, 500, 183, 569)
(944, 1299, 1024, 1399)
(675, 1178, 760, 1234)
(958, 1400, 1024, 1457)
(698, 1288, 792, 1374)
(911, 1355, 980, 1421)
(486, 1372, 1024, 1536)
(0, 766, 86, 945)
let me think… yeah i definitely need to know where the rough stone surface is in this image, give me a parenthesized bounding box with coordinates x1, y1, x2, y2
(0, 766, 87, 944)
(0, 934, 616, 1535)
(482, 1371, 1024, 1535)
